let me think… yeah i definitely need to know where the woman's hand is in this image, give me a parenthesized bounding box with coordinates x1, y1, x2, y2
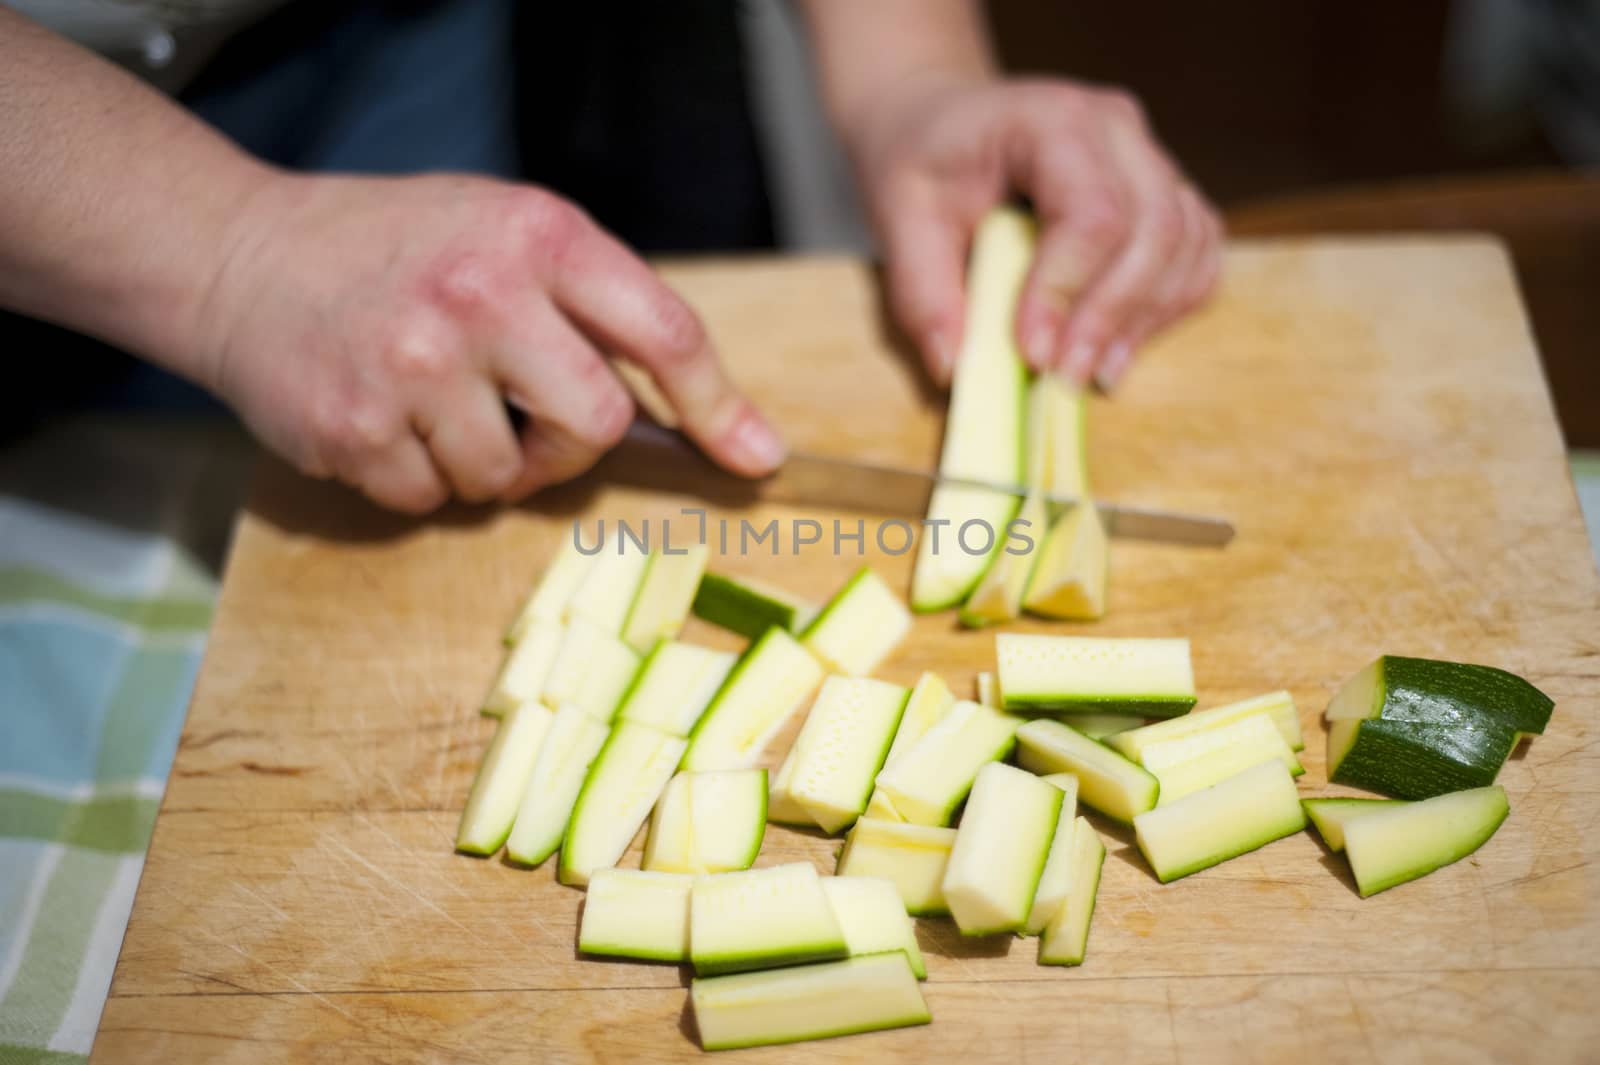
(192, 173, 786, 513)
(847, 74, 1223, 390)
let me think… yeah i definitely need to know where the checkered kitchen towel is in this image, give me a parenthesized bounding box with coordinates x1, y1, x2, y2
(0, 495, 215, 1063)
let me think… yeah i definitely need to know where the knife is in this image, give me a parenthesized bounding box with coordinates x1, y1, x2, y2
(602, 420, 1234, 546)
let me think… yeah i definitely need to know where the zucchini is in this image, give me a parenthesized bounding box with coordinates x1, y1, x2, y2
(997, 634, 1197, 718)
(690, 952, 929, 1051)
(1025, 371, 1089, 497)
(958, 490, 1048, 627)
(505, 535, 594, 644)
(541, 618, 642, 724)
(620, 544, 709, 653)
(1023, 773, 1080, 935)
(975, 671, 999, 708)
(565, 532, 651, 635)
(779, 676, 910, 834)
(910, 208, 1031, 612)
(801, 567, 912, 676)
(1342, 785, 1509, 897)
(642, 771, 693, 872)
(1326, 655, 1553, 735)
(835, 818, 958, 917)
(821, 876, 927, 979)
(1055, 712, 1145, 740)
(614, 640, 737, 738)
(1133, 760, 1306, 882)
(873, 700, 1022, 826)
(1301, 797, 1407, 852)
(483, 616, 564, 717)
(1107, 690, 1304, 762)
(504, 703, 611, 866)
(644, 769, 768, 874)
(1037, 816, 1106, 966)
(1140, 713, 1303, 806)
(884, 673, 958, 765)
(578, 869, 693, 962)
(1328, 715, 1517, 800)
(681, 627, 825, 771)
(455, 701, 556, 856)
(941, 763, 1063, 936)
(692, 573, 817, 640)
(1015, 718, 1158, 823)
(689, 862, 848, 976)
(558, 720, 687, 886)
(1023, 502, 1108, 621)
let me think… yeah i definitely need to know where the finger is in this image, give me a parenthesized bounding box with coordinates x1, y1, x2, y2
(543, 213, 785, 476)
(354, 436, 451, 516)
(1176, 194, 1225, 312)
(1014, 130, 1130, 372)
(880, 195, 971, 386)
(414, 376, 524, 503)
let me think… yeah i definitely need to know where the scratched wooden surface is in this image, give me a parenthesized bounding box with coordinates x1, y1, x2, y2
(94, 240, 1600, 1063)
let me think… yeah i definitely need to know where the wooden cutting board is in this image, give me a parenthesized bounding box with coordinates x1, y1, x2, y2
(94, 239, 1600, 1063)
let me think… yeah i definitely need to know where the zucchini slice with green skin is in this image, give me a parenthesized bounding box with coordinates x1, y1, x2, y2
(691, 573, 817, 640)
(1015, 717, 1158, 824)
(801, 567, 912, 676)
(1024, 774, 1080, 935)
(681, 627, 825, 772)
(1107, 690, 1303, 761)
(821, 876, 927, 979)
(1140, 713, 1303, 806)
(620, 544, 709, 653)
(505, 535, 594, 645)
(1301, 797, 1408, 852)
(643, 769, 768, 874)
(614, 639, 736, 738)
(975, 670, 999, 708)
(1055, 712, 1146, 740)
(873, 700, 1022, 826)
(504, 703, 611, 867)
(455, 701, 556, 856)
(541, 619, 642, 724)
(1022, 501, 1108, 621)
(578, 869, 692, 962)
(1133, 760, 1306, 883)
(1343, 785, 1509, 897)
(997, 634, 1197, 718)
(483, 617, 565, 717)
(910, 208, 1032, 613)
(689, 863, 848, 976)
(884, 673, 957, 765)
(690, 951, 930, 1052)
(1326, 655, 1553, 736)
(1038, 816, 1106, 966)
(565, 534, 651, 635)
(942, 763, 1063, 936)
(958, 491, 1049, 628)
(784, 676, 911, 834)
(835, 818, 958, 917)
(558, 720, 687, 886)
(642, 771, 694, 872)
(1328, 715, 1518, 800)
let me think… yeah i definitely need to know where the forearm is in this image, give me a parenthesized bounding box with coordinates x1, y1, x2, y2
(0, 9, 274, 386)
(795, 0, 995, 150)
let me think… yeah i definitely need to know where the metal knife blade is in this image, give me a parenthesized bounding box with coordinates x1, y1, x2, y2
(605, 421, 1234, 546)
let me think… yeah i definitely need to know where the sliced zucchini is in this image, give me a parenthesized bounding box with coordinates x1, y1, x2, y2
(620, 544, 709, 653)
(1301, 797, 1407, 852)
(1133, 760, 1306, 882)
(692, 572, 818, 640)
(997, 634, 1197, 717)
(1024, 774, 1080, 935)
(483, 617, 564, 717)
(542, 618, 642, 724)
(975, 671, 999, 708)
(1328, 715, 1518, 800)
(910, 208, 1032, 612)
(506, 535, 594, 644)
(615, 640, 737, 738)
(578, 869, 692, 962)
(1026, 371, 1089, 494)
(873, 700, 1022, 826)
(681, 627, 825, 771)
(642, 771, 694, 872)
(942, 763, 1062, 936)
(691, 952, 930, 1052)
(784, 677, 910, 834)
(959, 490, 1048, 627)
(504, 703, 611, 866)
(884, 673, 958, 765)
(802, 567, 912, 676)
(689, 862, 848, 976)
(1141, 713, 1302, 806)
(1325, 655, 1554, 735)
(645, 769, 768, 874)
(1055, 713, 1146, 740)
(1038, 816, 1106, 966)
(1015, 718, 1159, 823)
(862, 789, 904, 822)
(455, 701, 556, 855)
(765, 751, 813, 827)
(1342, 785, 1509, 897)
(558, 720, 687, 886)
(821, 875, 927, 979)
(835, 818, 959, 917)
(565, 532, 651, 635)
(1107, 690, 1304, 762)
(1023, 502, 1108, 621)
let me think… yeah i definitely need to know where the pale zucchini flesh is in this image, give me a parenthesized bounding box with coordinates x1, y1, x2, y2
(642, 771, 694, 872)
(1022, 502, 1108, 621)
(504, 703, 611, 866)
(541, 618, 642, 724)
(884, 673, 957, 766)
(506, 535, 594, 644)
(1107, 690, 1304, 762)
(1025, 371, 1089, 499)
(1141, 713, 1303, 806)
(835, 818, 959, 917)
(1055, 712, 1146, 740)
(682, 627, 824, 771)
(455, 701, 556, 855)
(1133, 760, 1306, 882)
(615, 640, 736, 738)
(484, 617, 564, 717)
(941, 763, 1062, 936)
(690, 951, 930, 1051)
(1342, 785, 1509, 897)
(620, 544, 709, 653)
(975, 671, 999, 708)
(1038, 816, 1106, 966)
(873, 700, 1022, 826)
(691, 572, 818, 641)
(690, 769, 768, 873)
(1301, 797, 1407, 852)
(565, 533, 651, 635)
(578, 869, 693, 962)
(959, 491, 1048, 628)
(765, 749, 813, 827)
(786, 676, 910, 834)
(821, 876, 927, 979)
(1015, 717, 1159, 824)
(998, 634, 1197, 717)
(1024, 774, 1081, 935)
(558, 720, 687, 886)
(689, 863, 848, 976)
(801, 567, 912, 676)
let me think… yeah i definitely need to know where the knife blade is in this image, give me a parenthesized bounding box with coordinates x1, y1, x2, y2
(603, 421, 1234, 546)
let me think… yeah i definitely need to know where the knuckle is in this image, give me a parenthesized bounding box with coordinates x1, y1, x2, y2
(516, 189, 588, 264)
(581, 380, 636, 450)
(384, 318, 456, 382)
(1073, 195, 1128, 250)
(645, 294, 708, 368)
(424, 252, 502, 320)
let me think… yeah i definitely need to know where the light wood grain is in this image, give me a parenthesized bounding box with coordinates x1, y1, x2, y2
(96, 240, 1600, 1062)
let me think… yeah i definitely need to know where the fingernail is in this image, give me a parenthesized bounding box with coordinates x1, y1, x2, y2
(1062, 339, 1098, 382)
(734, 413, 787, 474)
(1023, 319, 1057, 369)
(1095, 340, 1134, 392)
